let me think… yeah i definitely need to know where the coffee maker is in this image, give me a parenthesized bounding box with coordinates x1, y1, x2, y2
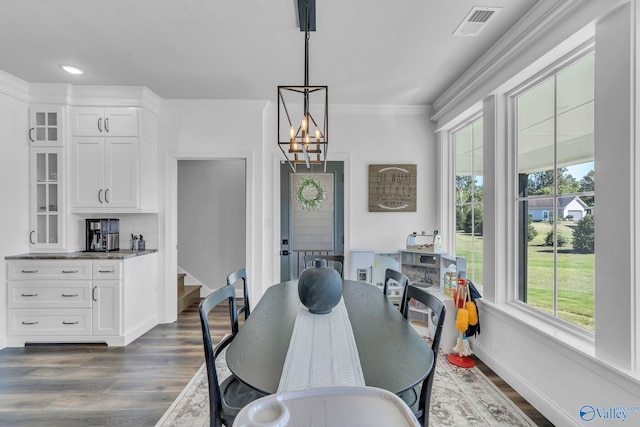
(85, 218, 120, 252)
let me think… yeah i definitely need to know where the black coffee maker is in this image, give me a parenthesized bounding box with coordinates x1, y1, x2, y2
(86, 218, 120, 252)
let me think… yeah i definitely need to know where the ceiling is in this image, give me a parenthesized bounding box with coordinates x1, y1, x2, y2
(0, 0, 540, 105)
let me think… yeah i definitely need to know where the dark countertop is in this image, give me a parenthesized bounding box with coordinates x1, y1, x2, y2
(5, 249, 158, 260)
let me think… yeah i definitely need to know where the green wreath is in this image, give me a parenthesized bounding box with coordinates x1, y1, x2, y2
(296, 176, 328, 211)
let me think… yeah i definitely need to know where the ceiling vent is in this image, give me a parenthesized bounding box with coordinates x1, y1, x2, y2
(453, 7, 501, 37)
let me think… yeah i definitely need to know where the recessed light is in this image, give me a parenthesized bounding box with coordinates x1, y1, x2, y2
(59, 64, 85, 75)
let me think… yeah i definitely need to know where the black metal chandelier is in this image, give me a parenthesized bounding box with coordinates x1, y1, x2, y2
(278, 0, 328, 172)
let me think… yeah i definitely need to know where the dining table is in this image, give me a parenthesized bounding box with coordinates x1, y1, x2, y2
(225, 279, 434, 396)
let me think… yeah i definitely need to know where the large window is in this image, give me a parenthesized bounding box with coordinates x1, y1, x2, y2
(454, 116, 483, 285)
(514, 51, 595, 332)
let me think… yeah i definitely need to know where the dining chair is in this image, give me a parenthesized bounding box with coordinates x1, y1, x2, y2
(226, 268, 250, 320)
(384, 268, 409, 312)
(400, 284, 446, 427)
(198, 285, 264, 427)
(303, 254, 345, 278)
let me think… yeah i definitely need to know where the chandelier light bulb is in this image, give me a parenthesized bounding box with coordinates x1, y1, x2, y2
(315, 128, 321, 141)
(301, 116, 308, 132)
(290, 126, 296, 141)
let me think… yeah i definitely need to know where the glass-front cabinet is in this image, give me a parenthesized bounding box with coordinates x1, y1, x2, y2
(29, 105, 64, 146)
(30, 148, 64, 250)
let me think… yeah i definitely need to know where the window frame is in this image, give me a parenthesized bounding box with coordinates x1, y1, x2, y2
(507, 44, 596, 338)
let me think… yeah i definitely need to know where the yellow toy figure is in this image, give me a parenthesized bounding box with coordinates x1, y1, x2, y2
(447, 278, 477, 368)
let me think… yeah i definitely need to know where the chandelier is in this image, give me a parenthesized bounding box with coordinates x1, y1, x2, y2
(278, 0, 328, 172)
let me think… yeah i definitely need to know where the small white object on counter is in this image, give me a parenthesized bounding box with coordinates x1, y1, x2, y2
(232, 386, 420, 427)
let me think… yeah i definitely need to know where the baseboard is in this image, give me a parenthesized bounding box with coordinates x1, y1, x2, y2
(472, 339, 579, 426)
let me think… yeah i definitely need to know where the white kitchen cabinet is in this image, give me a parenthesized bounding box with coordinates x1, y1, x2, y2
(29, 105, 64, 146)
(69, 106, 156, 212)
(6, 253, 158, 347)
(71, 136, 138, 208)
(70, 107, 138, 137)
(29, 147, 65, 251)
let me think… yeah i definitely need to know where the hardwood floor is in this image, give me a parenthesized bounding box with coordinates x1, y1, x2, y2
(0, 300, 553, 426)
(0, 301, 230, 427)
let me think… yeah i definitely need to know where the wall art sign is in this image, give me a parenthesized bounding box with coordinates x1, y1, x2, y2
(368, 164, 417, 212)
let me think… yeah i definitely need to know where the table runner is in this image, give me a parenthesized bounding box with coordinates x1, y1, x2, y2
(277, 298, 366, 392)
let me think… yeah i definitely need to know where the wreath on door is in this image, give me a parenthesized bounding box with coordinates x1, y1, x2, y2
(296, 176, 328, 211)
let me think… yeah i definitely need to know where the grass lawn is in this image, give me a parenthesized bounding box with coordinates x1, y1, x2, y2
(456, 221, 595, 331)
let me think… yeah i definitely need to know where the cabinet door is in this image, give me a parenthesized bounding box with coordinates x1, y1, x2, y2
(71, 107, 138, 137)
(72, 137, 105, 208)
(92, 281, 121, 336)
(70, 107, 104, 137)
(105, 137, 138, 207)
(29, 106, 64, 146)
(30, 148, 64, 250)
(104, 108, 138, 137)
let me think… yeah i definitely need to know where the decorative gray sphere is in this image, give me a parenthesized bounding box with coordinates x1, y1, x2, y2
(298, 258, 343, 314)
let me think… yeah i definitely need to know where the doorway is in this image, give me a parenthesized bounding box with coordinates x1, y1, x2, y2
(280, 161, 344, 281)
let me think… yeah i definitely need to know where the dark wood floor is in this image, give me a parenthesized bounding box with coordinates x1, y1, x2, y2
(0, 300, 553, 426)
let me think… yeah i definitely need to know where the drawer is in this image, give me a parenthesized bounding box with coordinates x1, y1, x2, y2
(8, 261, 91, 280)
(92, 261, 122, 280)
(8, 281, 92, 309)
(9, 309, 92, 336)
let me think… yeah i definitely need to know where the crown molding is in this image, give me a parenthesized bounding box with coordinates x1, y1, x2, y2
(331, 104, 432, 116)
(0, 69, 29, 103)
(431, 0, 617, 125)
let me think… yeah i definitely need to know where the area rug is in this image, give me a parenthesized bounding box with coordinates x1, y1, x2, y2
(155, 345, 536, 427)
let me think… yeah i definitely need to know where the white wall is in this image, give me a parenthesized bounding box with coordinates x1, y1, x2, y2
(0, 72, 30, 347)
(158, 100, 437, 316)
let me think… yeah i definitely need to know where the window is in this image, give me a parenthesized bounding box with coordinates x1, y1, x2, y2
(514, 51, 595, 332)
(454, 116, 483, 285)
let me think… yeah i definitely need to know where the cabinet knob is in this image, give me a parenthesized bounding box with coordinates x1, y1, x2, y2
(98, 189, 103, 203)
(105, 117, 109, 133)
(98, 117, 102, 133)
(29, 230, 35, 245)
(92, 286, 98, 302)
(105, 189, 110, 203)
(28, 128, 35, 142)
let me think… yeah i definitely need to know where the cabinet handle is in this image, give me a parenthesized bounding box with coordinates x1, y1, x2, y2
(62, 270, 79, 274)
(62, 293, 79, 297)
(21, 270, 38, 273)
(28, 128, 35, 142)
(21, 293, 39, 297)
(21, 321, 39, 325)
(105, 189, 109, 203)
(30, 230, 35, 245)
(98, 117, 102, 132)
(105, 117, 109, 133)
(98, 189, 103, 203)
(98, 268, 115, 273)
(92, 286, 97, 302)
(62, 321, 80, 325)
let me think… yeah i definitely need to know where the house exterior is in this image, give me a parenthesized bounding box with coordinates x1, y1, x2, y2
(528, 196, 589, 221)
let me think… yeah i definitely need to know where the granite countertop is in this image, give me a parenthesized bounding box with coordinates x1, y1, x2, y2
(5, 249, 158, 260)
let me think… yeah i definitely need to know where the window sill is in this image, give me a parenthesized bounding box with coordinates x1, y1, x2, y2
(478, 299, 640, 386)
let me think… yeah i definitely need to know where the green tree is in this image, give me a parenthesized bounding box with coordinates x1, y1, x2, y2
(544, 229, 569, 247)
(463, 204, 483, 235)
(579, 170, 595, 206)
(528, 216, 538, 242)
(573, 214, 595, 253)
(528, 168, 579, 195)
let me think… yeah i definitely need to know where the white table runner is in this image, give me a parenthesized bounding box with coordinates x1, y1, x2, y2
(277, 298, 366, 392)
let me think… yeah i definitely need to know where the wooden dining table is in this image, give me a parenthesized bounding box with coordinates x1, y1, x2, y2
(226, 279, 434, 396)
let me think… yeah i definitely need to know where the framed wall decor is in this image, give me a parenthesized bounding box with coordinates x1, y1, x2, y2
(368, 164, 417, 212)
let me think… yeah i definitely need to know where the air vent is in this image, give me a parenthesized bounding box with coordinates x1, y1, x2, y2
(453, 6, 501, 37)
